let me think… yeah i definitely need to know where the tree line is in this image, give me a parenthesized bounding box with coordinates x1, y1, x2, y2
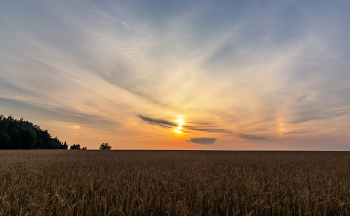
(0, 115, 67, 149)
(70, 143, 111, 150)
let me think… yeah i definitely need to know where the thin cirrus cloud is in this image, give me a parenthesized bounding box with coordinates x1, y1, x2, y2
(139, 115, 177, 128)
(138, 115, 231, 133)
(183, 126, 233, 134)
(0, 97, 116, 129)
(237, 134, 269, 141)
(138, 115, 270, 142)
(0, 1, 350, 149)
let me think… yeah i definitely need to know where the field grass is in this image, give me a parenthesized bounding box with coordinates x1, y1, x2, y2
(0, 150, 350, 215)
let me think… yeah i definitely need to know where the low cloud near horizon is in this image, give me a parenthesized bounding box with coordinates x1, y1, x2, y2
(190, 138, 217, 145)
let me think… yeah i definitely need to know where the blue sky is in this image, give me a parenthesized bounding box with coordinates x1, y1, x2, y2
(1, 0, 350, 149)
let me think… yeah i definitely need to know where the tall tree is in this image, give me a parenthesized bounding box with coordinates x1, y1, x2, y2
(0, 133, 11, 149)
(0, 115, 66, 149)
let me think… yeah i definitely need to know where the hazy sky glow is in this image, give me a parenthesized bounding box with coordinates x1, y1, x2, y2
(1, 1, 350, 150)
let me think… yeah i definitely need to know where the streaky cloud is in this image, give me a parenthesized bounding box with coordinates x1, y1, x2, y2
(138, 115, 271, 142)
(183, 126, 233, 134)
(238, 134, 269, 141)
(138, 116, 233, 133)
(0, 97, 116, 128)
(139, 115, 177, 128)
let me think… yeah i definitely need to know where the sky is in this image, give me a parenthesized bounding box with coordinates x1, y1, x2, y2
(1, 0, 350, 150)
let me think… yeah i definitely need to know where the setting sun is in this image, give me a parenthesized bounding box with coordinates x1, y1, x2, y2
(176, 119, 184, 125)
(174, 117, 184, 134)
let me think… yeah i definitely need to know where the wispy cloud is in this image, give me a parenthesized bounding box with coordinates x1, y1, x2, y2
(139, 115, 177, 128)
(138, 115, 272, 142)
(0, 97, 116, 128)
(183, 126, 233, 134)
(238, 134, 269, 141)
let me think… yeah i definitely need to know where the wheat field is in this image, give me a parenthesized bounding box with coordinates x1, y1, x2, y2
(0, 150, 350, 215)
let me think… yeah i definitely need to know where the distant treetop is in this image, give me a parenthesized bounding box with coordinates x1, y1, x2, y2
(0, 115, 67, 150)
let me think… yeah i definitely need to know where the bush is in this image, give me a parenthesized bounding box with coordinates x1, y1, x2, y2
(70, 144, 81, 150)
(99, 143, 111, 150)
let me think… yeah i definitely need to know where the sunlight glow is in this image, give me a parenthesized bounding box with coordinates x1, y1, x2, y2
(174, 128, 182, 134)
(176, 119, 184, 125)
(174, 117, 184, 134)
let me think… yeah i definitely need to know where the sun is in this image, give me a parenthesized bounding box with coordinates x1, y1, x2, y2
(174, 117, 184, 134)
(176, 119, 184, 125)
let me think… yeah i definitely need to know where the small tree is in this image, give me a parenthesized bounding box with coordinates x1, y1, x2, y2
(70, 144, 81, 150)
(62, 141, 68, 149)
(99, 143, 111, 150)
(82, 146, 87, 150)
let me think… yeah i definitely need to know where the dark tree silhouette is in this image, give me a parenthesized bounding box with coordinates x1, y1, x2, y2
(62, 141, 68, 149)
(0, 115, 67, 149)
(70, 144, 81, 150)
(0, 133, 11, 149)
(99, 143, 111, 150)
(82, 146, 87, 150)
(70, 144, 81, 149)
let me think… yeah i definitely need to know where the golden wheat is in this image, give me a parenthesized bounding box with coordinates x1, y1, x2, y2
(0, 150, 350, 215)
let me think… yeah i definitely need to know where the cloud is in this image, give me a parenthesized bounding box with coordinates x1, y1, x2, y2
(139, 115, 177, 128)
(0, 97, 116, 128)
(238, 134, 269, 141)
(286, 88, 350, 124)
(138, 116, 270, 142)
(138, 115, 233, 133)
(183, 126, 233, 134)
(190, 138, 217, 145)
